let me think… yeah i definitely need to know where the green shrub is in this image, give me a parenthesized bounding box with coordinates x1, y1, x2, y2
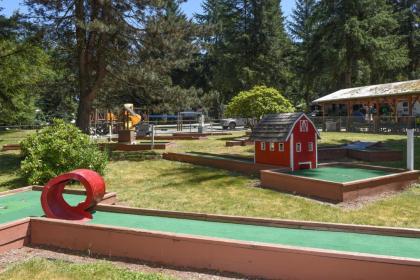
(225, 85, 295, 120)
(20, 119, 108, 184)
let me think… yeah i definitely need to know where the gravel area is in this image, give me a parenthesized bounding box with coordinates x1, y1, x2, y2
(0, 246, 250, 280)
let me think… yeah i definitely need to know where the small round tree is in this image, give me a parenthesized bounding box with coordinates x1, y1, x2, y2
(225, 86, 295, 126)
(20, 119, 108, 184)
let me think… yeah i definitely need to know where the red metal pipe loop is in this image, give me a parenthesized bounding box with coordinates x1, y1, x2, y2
(41, 169, 106, 221)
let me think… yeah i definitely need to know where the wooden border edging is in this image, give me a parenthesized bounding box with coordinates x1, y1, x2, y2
(94, 204, 420, 237)
(163, 152, 288, 175)
(2, 187, 420, 279)
(0, 218, 30, 254)
(29, 217, 420, 280)
(318, 147, 403, 162)
(99, 142, 175, 152)
(260, 163, 420, 203)
(173, 132, 232, 136)
(1, 144, 21, 151)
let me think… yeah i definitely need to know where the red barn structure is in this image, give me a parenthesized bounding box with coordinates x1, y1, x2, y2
(250, 113, 320, 171)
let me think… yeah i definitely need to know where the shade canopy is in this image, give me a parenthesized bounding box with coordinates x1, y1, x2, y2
(313, 80, 420, 104)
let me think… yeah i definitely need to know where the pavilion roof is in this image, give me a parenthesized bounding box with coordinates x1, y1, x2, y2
(313, 80, 420, 104)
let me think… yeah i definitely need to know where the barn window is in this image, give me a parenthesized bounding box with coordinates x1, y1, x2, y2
(269, 142, 275, 151)
(261, 142, 266, 151)
(300, 120, 309, 132)
(296, 143, 302, 152)
(279, 143, 284, 151)
(308, 142, 313, 152)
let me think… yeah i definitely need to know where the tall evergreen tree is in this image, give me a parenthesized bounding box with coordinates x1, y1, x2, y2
(288, 0, 317, 106)
(97, 0, 202, 114)
(390, 0, 419, 79)
(23, 0, 201, 131)
(196, 0, 291, 102)
(0, 13, 54, 125)
(247, 0, 291, 89)
(311, 0, 408, 89)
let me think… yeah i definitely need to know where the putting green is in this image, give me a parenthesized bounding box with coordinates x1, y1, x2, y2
(0, 190, 84, 224)
(286, 166, 392, 183)
(89, 210, 420, 260)
(1, 190, 420, 260)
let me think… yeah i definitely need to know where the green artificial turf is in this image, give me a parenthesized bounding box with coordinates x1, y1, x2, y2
(0, 191, 85, 224)
(89, 210, 420, 260)
(287, 166, 392, 183)
(1, 190, 420, 260)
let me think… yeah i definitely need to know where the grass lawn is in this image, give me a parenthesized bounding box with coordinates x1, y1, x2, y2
(0, 130, 419, 228)
(0, 258, 171, 280)
(0, 130, 35, 147)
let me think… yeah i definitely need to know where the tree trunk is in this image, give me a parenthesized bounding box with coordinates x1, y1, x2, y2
(76, 93, 94, 134)
(344, 60, 352, 88)
(74, 0, 107, 134)
(75, 0, 89, 133)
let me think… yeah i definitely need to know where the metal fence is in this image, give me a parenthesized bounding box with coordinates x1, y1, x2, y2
(2, 116, 419, 138)
(88, 118, 237, 137)
(310, 116, 420, 135)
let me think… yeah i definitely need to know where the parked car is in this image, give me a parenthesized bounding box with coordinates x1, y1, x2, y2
(221, 118, 247, 130)
(310, 110, 324, 117)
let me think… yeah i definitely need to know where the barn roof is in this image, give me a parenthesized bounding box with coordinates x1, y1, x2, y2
(250, 112, 319, 142)
(313, 79, 420, 104)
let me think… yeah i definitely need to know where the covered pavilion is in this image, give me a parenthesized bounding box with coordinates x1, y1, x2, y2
(312, 80, 420, 133)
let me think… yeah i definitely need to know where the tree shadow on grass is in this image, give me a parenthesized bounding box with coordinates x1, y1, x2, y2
(215, 135, 247, 141)
(109, 151, 162, 162)
(187, 151, 253, 162)
(144, 163, 252, 192)
(0, 153, 22, 175)
(0, 152, 26, 189)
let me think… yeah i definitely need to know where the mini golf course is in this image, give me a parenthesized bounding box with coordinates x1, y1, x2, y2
(164, 151, 419, 202)
(2, 185, 420, 279)
(0, 167, 420, 280)
(261, 163, 420, 203)
(286, 166, 392, 183)
(3, 190, 420, 260)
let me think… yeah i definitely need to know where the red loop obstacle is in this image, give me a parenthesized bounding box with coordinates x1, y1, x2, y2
(41, 169, 105, 221)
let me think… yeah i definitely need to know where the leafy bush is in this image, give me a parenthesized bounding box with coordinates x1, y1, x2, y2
(225, 86, 295, 121)
(20, 119, 108, 184)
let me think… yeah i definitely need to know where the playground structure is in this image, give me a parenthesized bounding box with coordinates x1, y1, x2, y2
(89, 107, 232, 145)
(118, 103, 141, 144)
(1, 170, 420, 279)
(93, 104, 177, 151)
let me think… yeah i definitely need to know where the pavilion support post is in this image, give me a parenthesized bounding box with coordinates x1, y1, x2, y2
(407, 128, 414, 170)
(346, 102, 351, 132)
(321, 104, 326, 132)
(405, 95, 414, 131)
(409, 95, 413, 117)
(374, 100, 379, 133)
(392, 99, 397, 122)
